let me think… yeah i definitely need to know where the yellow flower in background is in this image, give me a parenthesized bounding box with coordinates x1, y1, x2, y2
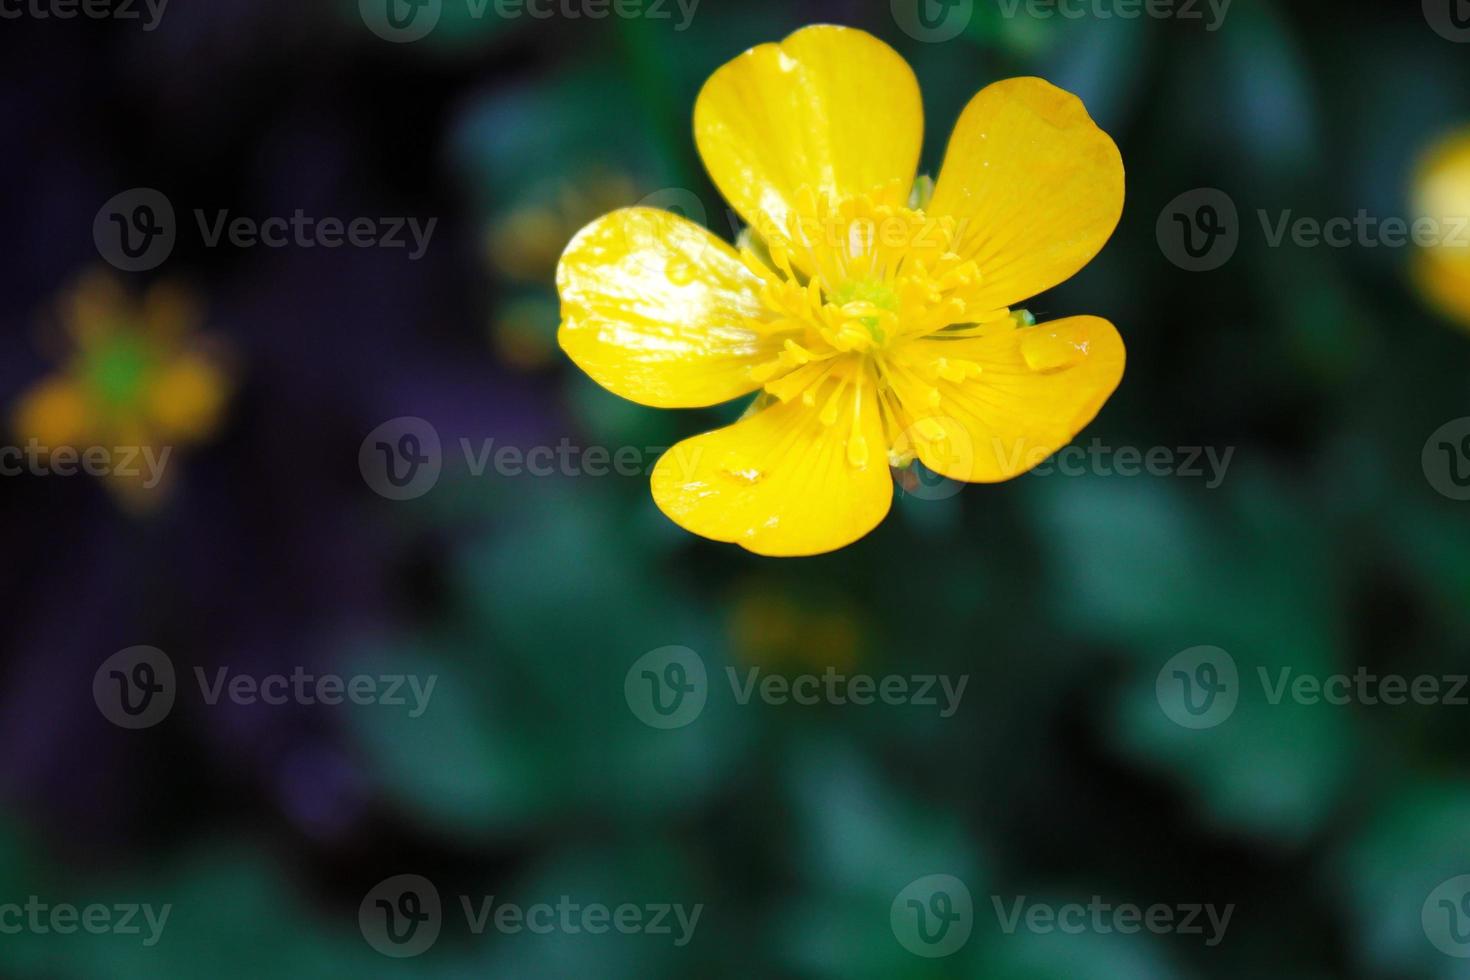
(557, 25, 1125, 556)
(11, 271, 232, 508)
(488, 171, 638, 370)
(1413, 128, 1470, 331)
(489, 170, 638, 284)
(728, 583, 863, 672)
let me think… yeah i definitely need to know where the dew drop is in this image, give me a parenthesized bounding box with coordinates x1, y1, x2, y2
(1020, 325, 1090, 372)
(719, 452, 764, 484)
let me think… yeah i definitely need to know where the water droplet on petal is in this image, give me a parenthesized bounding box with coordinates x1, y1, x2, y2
(847, 433, 869, 468)
(719, 452, 764, 484)
(667, 259, 696, 285)
(1020, 324, 1091, 372)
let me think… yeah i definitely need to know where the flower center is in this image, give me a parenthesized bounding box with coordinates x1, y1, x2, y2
(829, 278, 898, 343)
(742, 180, 1010, 384)
(735, 181, 1030, 469)
(84, 332, 154, 410)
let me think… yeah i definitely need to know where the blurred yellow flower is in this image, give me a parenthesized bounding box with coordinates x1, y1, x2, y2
(728, 583, 863, 672)
(488, 170, 638, 283)
(557, 25, 1125, 556)
(1413, 128, 1470, 331)
(11, 271, 232, 508)
(487, 170, 637, 369)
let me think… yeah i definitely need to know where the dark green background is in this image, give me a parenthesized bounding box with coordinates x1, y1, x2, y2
(3, 0, 1470, 976)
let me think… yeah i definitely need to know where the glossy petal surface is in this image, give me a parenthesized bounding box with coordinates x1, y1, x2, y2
(885, 315, 1125, 482)
(694, 25, 923, 243)
(650, 382, 892, 556)
(557, 207, 775, 408)
(929, 77, 1125, 310)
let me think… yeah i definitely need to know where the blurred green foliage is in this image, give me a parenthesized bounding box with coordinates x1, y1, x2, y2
(11, 1, 1470, 978)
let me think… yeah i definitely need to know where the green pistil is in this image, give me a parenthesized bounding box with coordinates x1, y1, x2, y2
(83, 330, 153, 409)
(832, 280, 899, 343)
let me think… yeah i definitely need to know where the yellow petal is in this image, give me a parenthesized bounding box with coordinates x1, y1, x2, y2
(928, 77, 1124, 310)
(1414, 251, 1470, 331)
(886, 316, 1124, 482)
(650, 376, 892, 556)
(694, 25, 923, 244)
(1413, 127, 1470, 263)
(557, 207, 776, 408)
(12, 376, 94, 449)
(145, 353, 229, 443)
(1412, 128, 1470, 329)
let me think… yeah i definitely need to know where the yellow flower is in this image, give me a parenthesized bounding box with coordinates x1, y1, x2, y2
(11, 270, 232, 508)
(728, 582, 863, 672)
(557, 25, 1125, 556)
(1413, 127, 1470, 331)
